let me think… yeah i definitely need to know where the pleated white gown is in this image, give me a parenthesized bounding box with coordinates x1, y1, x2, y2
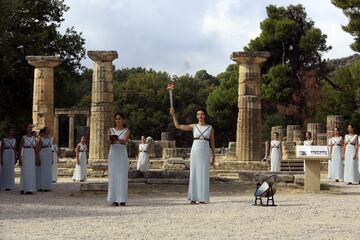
(52, 144, 58, 182)
(20, 136, 36, 192)
(1, 138, 16, 190)
(271, 140, 281, 172)
(344, 135, 360, 183)
(72, 144, 87, 181)
(188, 124, 212, 203)
(330, 137, 344, 181)
(107, 128, 129, 203)
(137, 143, 149, 172)
(39, 137, 53, 190)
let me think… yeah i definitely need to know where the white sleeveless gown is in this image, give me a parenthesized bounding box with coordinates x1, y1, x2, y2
(331, 137, 344, 181)
(344, 135, 360, 183)
(107, 128, 129, 203)
(20, 136, 36, 192)
(39, 137, 53, 190)
(270, 140, 281, 172)
(137, 143, 149, 172)
(72, 144, 87, 181)
(1, 138, 16, 190)
(188, 124, 211, 203)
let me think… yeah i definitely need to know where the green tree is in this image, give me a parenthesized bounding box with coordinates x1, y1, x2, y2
(332, 0, 360, 52)
(113, 68, 216, 146)
(0, 0, 85, 135)
(316, 58, 360, 128)
(245, 4, 331, 123)
(206, 64, 238, 145)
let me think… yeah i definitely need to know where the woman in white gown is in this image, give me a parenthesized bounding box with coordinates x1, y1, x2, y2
(329, 127, 344, 182)
(170, 107, 215, 204)
(51, 142, 58, 183)
(0, 128, 17, 191)
(36, 127, 53, 191)
(270, 132, 282, 172)
(19, 124, 37, 194)
(303, 132, 313, 146)
(136, 136, 150, 173)
(343, 125, 359, 184)
(107, 113, 130, 206)
(72, 136, 88, 182)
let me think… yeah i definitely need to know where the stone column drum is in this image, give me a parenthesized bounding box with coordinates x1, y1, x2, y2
(68, 114, 75, 150)
(26, 56, 61, 135)
(88, 51, 118, 163)
(231, 51, 270, 161)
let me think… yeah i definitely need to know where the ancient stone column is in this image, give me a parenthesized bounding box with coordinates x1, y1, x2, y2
(316, 133, 328, 146)
(286, 125, 301, 142)
(88, 51, 118, 163)
(53, 114, 59, 145)
(26, 56, 61, 135)
(231, 51, 270, 161)
(68, 114, 75, 149)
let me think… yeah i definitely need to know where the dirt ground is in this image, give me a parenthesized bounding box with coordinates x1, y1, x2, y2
(1, 177, 360, 240)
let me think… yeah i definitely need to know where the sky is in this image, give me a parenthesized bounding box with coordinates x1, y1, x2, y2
(61, 0, 355, 76)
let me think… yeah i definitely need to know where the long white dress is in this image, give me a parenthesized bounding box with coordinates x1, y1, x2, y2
(52, 144, 58, 182)
(188, 124, 212, 203)
(344, 134, 359, 183)
(39, 137, 53, 190)
(72, 143, 87, 181)
(330, 136, 344, 181)
(270, 140, 281, 172)
(327, 138, 332, 179)
(137, 143, 149, 172)
(107, 128, 129, 203)
(1, 138, 16, 190)
(20, 136, 36, 192)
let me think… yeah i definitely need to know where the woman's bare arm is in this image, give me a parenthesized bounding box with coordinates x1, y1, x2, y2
(170, 108, 193, 132)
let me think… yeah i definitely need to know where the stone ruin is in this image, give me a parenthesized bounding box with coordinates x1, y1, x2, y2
(266, 115, 344, 172)
(26, 51, 274, 178)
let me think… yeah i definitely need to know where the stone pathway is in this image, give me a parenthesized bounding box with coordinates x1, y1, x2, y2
(1, 177, 359, 240)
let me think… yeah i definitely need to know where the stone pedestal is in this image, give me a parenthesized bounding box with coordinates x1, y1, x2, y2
(26, 56, 61, 135)
(88, 51, 118, 163)
(231, 51, 270, 161)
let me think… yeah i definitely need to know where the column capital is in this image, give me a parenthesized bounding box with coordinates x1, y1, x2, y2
(68, 114, 75, 118)
(26, 56, 62, 68)
(230, 51, 270, 64)
(87, 51, 118, 62)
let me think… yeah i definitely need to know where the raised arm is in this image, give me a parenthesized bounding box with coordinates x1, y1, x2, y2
(170, 107, 193, 132)
(210, 127, 215, 166)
